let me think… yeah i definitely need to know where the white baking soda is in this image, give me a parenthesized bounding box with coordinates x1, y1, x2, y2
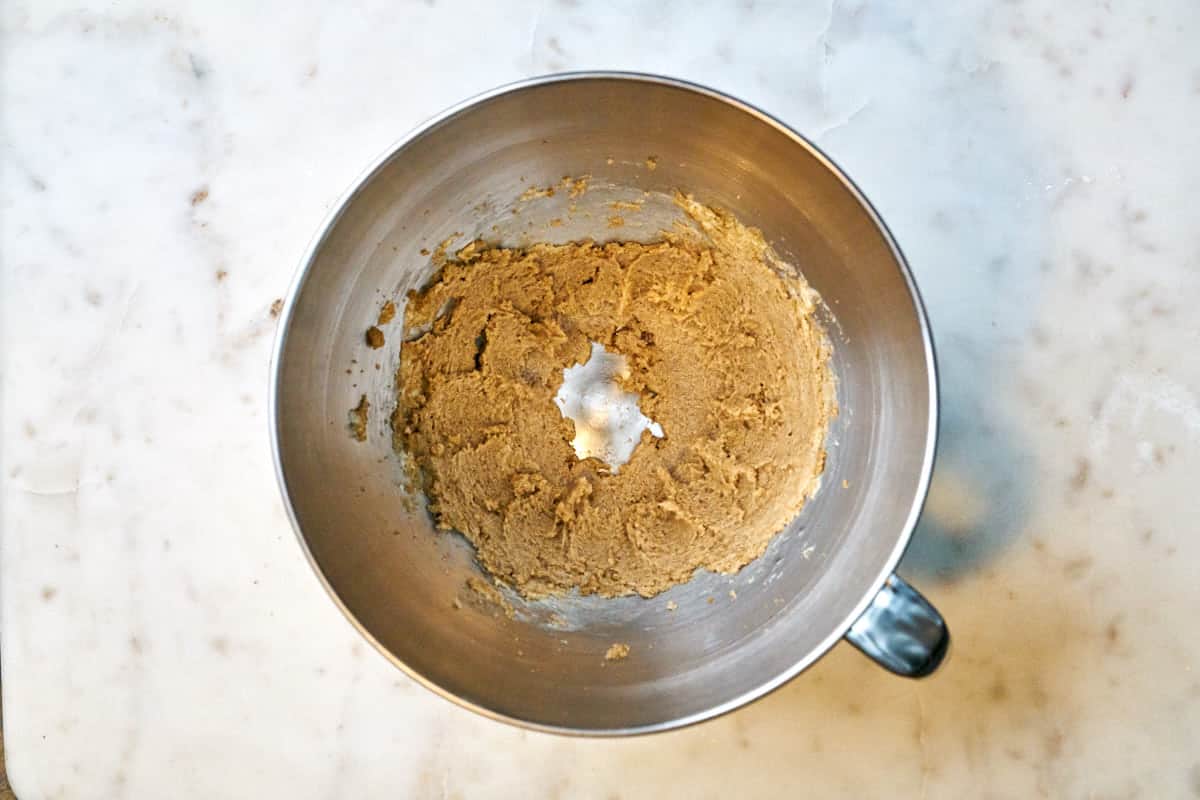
(553, 342, 663, 470)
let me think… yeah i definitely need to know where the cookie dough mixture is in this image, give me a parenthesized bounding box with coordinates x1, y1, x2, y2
(394, 197, 834, 598)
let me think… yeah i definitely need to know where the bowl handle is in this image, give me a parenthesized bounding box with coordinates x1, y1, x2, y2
(844, 573, 950, 678)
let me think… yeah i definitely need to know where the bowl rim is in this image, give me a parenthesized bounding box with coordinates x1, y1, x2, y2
(268, 70, 940, 737)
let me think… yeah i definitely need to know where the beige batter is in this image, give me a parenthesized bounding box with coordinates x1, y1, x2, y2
(394, 197, 834, 598)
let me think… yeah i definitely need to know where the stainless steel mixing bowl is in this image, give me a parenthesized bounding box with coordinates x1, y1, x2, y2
(270, 73, 947, 735)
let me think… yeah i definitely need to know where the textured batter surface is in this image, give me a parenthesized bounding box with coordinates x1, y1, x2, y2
(394, 198, 834, 598)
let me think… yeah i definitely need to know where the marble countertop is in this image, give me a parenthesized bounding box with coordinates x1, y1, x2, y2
(4, 1, 1199, 797)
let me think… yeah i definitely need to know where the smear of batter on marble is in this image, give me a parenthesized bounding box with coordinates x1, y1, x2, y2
(393, 194, 834, 598)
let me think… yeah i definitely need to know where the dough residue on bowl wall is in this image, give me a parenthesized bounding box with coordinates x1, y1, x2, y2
(349, 394, 370, 442)
(604, 642, 631, 661)
(391, 193, 835, 599)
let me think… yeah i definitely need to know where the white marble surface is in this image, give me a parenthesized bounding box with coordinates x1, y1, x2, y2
(4, 0, 1200, 797)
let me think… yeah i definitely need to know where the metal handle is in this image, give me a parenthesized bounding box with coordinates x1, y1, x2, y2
(845, 573, 949, 678)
